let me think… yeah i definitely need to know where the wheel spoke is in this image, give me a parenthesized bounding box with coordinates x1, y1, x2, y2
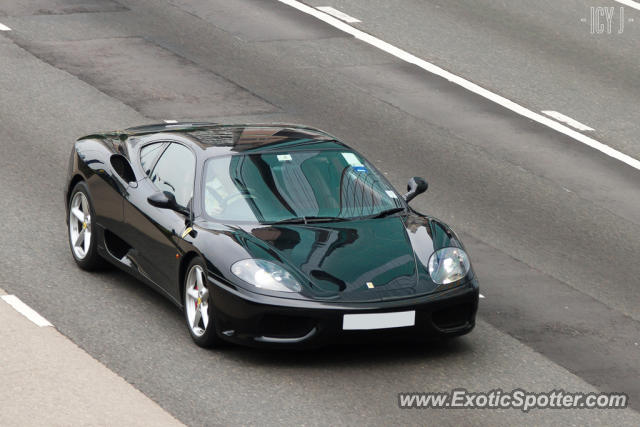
(71, 207, 84, 222)
(187, 287, 199, 300)
(200, 304, 209, 329)
(192, 307, 202, 329)
(81, 195, 89, 217)
(74, 229, 85, 248)
(196, 268, 204, 288)
(83, 230, 91, 254)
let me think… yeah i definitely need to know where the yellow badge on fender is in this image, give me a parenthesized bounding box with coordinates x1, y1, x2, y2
(366, 282, 374, 289)
(181, 227, 193, 239)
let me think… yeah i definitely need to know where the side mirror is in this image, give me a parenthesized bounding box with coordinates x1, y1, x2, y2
(404, 177, 428, 203)
(148, 191, 181, 211)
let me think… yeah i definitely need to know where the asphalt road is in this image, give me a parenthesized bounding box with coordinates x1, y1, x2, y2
(1, 0, 639, 425)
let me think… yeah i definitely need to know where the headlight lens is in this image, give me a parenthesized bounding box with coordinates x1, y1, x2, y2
(231, 259, 302, 292)
(428, 247, 471, 284)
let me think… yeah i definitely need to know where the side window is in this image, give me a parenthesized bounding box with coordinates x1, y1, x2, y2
(140, 142, 166, 177)
(149, 143, 196, 208)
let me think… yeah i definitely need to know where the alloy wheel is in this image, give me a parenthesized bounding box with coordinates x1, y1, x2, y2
(69, 191, 92, 260)
(185, 265, 210, 337)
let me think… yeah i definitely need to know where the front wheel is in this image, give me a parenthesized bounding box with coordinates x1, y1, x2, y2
(184, 257, 220, 348)
(68, 181, 104, 270)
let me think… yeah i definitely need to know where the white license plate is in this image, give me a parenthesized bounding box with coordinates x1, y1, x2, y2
(342, 311, 415, 330)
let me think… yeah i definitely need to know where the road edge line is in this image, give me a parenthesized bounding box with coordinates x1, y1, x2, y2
(1, 295, 53, 327)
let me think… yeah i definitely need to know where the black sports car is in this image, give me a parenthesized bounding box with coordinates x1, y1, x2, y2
(65, 122, 479, 348)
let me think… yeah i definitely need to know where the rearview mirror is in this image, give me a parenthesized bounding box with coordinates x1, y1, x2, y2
(404, 177, 428, 203)
(148, 191, 181, 211)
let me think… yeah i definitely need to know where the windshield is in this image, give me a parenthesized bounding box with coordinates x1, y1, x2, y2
(202, 150, 404, 223)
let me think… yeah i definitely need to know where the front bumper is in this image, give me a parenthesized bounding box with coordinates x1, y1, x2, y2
(209, 276, 479, 348)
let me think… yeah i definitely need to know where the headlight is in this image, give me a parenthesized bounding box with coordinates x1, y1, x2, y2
(428, 247, 471, 284)
(231, 259, 302, 292)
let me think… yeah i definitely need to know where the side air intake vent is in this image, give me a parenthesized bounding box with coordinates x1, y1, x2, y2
(110, 154, 136, 183)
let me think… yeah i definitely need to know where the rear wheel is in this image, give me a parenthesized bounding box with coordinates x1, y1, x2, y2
(68, 181, 104, 270)
(184, 257, 220, 348)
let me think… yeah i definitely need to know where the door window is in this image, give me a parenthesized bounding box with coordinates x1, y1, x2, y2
(140, 142, 166, 176)
(149, 143, 195, 208)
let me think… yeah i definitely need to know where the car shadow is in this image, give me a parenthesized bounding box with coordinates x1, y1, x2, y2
(219, 333, 474, 369)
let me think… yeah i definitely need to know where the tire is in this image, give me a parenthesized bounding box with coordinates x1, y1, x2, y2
(67, 181, 105, 270)
(183, 257, 220, 348)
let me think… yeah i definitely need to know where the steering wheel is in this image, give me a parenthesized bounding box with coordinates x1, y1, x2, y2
(205, 186, 249, 210)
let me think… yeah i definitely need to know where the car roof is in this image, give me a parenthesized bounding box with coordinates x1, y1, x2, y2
(82, 122, 346, 153)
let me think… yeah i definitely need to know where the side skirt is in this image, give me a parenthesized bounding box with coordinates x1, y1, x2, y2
(95, 224, 183, 309)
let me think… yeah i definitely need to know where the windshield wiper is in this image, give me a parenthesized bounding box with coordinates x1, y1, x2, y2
(367, 207, 407, 219)
(271, 216, 348, 224)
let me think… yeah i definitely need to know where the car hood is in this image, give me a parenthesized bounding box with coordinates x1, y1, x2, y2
(228, 213, 463, 302)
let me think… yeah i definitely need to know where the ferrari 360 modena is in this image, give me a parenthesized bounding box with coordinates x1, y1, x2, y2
(65, 122, 479, 348)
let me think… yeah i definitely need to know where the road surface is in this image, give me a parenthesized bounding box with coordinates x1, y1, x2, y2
(0, 0, 639, 425)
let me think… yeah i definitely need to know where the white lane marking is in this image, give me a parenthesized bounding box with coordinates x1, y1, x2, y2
(1, 295, 53, 327)
(614, 0, 640, 12)
(317, 6, 361, 23)
(277, 0, 640, 172)
(163, 119, 178, 123)
(542, 111, 594, 131)
(0, 23, 11, 31)
(479, 294, 485, 299)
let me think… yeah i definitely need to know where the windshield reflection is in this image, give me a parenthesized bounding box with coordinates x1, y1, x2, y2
(203, 150, 403, 223)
